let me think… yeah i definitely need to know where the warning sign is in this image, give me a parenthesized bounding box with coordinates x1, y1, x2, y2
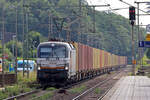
(146, 34, 150, 41)
(132, 60, 136, 64)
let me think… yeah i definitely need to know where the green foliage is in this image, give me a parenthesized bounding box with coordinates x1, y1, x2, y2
(0, 90, 9, 100)
(146, 48, 150, 59)
(0, 41, 13, 70)
(17, 71, 37, 85)
(6, 41, 23, 57)
(0, 41, 13, 60)
(0, 84, 31, 99)
(23, 31, 42, 58)
(0, 72, 36, 99)
(46, 87, 56, 91)
(95, 88, 101, 94)
(32, 92, 53, 100)
(0, 0, 146, 61)
(141, 55, 150, 66)
(69, 85, 86, 93)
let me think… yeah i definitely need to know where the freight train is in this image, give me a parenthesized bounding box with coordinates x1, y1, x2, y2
(36, 41, 127, 85)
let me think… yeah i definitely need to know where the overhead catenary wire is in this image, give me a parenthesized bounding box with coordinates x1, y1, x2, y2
(119, 0, 150, 15)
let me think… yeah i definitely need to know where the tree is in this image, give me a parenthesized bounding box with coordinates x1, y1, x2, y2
(5, 40, 23, 57)
(146, 48, 150, 59)
(25, 31, 42, 58)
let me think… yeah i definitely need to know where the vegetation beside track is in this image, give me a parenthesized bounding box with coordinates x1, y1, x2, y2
(136, 55, 150, 77)
(0, 71, 37, 100)
(17, 71, 38, 88)
(30, 87, 56, 100)
(32, 91, 54, 100)
(95, 88, 101, 94)
(69, 85, 86, 93)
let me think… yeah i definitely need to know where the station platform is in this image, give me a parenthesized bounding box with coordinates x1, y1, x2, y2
(102, 76, 150, 100)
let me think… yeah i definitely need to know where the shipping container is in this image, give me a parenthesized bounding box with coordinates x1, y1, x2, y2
(100, 50, 102, 68)
(73, 42, 127, 73)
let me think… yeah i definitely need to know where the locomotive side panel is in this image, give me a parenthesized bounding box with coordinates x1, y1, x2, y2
(70, 49, 76, 76)
(73, 42, 79, 72)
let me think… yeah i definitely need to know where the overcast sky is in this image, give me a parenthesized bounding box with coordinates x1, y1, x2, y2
(87, 0, 150, 27)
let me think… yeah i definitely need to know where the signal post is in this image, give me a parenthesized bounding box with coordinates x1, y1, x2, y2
(129, 6, 136, 75)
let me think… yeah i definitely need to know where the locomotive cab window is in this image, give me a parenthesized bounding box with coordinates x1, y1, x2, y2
(40, 47, 52, 58)
(39, 44, 68, 58)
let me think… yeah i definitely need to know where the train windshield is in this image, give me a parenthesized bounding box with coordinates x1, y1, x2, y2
(39, 45, 67, 58)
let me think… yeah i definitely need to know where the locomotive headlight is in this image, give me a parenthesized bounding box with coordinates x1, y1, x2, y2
(65, 63, 69, 70)
(38, 67, 41, 70)
(65, 66, 69, 70)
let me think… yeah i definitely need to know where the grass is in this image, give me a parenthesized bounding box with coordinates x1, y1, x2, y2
(0, 84, 32, 100)
(17, 71, 37, 85)
(31, 87, 56, 100)
(111, 71, 115, 74)
(95, 88, 101, 94)
(32, 92, 53, 100)
(69, 85, 86, 93)
(137, 55, 150, 67)
(31, 94, 36, 98)
(136, 55, 150, 77)
(0, 71, 37, 99)
(128, 72, 133, 76)
(147, 73, 150, 78)
(46, 87, 56, 91)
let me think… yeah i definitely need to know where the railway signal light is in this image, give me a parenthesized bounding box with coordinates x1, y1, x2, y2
(129, 6, 136, 20)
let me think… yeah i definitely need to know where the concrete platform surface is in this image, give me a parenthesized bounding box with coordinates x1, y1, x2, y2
(102, 76, 150, 100)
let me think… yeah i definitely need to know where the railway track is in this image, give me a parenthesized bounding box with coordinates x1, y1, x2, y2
(3, 74, 96, 100)
(72, 65, 132, 100)
(4, 89, 39, 100)
(98, 66, 132, 100)
(4, 66, 131, 100)
(30, 74, 102, 100)
(98, 65, 132, 100)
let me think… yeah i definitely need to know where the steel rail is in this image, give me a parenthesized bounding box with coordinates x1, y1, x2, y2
(98, 66, 132, 100)
(4, 89, 39, 100)
(72, 68, 124, 100)
(97, 85, 113, 100)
